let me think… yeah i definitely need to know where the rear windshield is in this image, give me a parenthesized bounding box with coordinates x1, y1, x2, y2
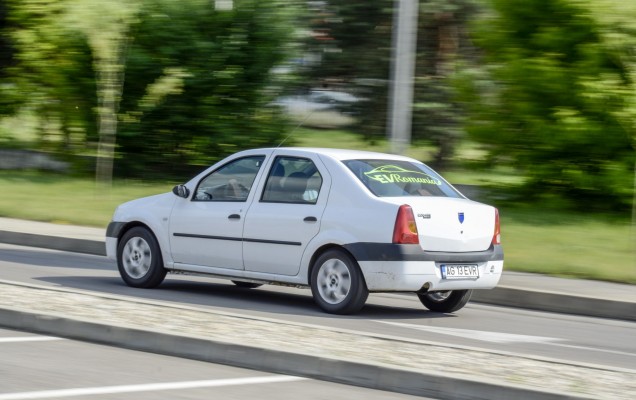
(342, 159, 463, 198)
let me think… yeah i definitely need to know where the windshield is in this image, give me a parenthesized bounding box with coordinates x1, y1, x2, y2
(343, 159, 463, 198)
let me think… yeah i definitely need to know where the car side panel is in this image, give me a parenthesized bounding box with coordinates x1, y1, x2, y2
(107, 193, 177, 268)
(242, 151, 331, 276)
(295, 158, 398, 282)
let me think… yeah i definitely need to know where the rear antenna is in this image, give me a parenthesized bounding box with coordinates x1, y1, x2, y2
(277, 94, 331, 148)
(277, 111, 316, 148)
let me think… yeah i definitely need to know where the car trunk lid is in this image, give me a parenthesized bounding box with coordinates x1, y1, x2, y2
(392, 197, 496, 252)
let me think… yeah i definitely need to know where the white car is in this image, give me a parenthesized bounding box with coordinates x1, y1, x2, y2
(106, 148, 503, 314)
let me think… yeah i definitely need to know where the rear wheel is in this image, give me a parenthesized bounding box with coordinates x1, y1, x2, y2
(418, 290, 472, 313)
(231, 280, 263, 289)
(117, 227, 166, 288)
(310, 249, 368, 314)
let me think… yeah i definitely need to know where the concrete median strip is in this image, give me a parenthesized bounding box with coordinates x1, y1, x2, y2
(0, 280, 634, 400)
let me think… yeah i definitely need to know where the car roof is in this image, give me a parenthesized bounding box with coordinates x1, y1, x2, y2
(264, 147, 418, 162)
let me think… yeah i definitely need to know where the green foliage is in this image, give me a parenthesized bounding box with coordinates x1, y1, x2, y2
(5, 0, 99, 154)
(0, 1, 10, 72)
(458, 0, 635, 211)
(301, 0, 479, 169)
(2, 0, 296, 179)
(116, 0, 293, 178)
(300, 0, 392, 140)
(413, 0, 479, 170)
(0, 0, 16, 117)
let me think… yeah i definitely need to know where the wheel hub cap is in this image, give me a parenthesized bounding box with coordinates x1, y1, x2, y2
(122, 237, 152, 279)
(317, 259, 351, 305)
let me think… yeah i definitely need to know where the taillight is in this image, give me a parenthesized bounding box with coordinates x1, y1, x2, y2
(393, 205, 419, 244)
(492, 208, 501, 245)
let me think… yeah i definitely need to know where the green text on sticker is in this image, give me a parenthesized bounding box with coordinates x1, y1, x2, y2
(364, 165, 441, 185)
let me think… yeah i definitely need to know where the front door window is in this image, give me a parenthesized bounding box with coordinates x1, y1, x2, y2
(194, 156, 265, 202)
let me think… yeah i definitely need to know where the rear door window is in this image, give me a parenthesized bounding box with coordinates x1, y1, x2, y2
(261, 156, 322, 204)
(343, 159, 462, 198)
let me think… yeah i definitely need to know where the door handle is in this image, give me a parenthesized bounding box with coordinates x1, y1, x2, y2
(228, 214, 241, 220)
(303, 216, 317, 222)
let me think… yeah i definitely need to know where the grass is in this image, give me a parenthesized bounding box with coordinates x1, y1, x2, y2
(0, 171, 173, 228)
(1, 128, 634, 284)
(500, 208, 635, 284)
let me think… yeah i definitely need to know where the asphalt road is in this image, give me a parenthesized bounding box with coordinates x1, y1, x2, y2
(1, 242, 635, 372)
(0, 327, 426, 400)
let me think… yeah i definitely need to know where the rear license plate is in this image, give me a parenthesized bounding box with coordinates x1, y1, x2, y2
(441, 264, 479, 279)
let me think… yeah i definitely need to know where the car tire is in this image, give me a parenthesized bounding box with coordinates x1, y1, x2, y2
(231, 280, 263, 289)
(310, 249, 368, 315)
(117, 227, 167, 288)
(417, 290, 472, 313)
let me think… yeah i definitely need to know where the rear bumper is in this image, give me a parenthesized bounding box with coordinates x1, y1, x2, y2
(344, 243, 503, 263)
(346, 243, 503, 292)
(358, 260, 503, 291)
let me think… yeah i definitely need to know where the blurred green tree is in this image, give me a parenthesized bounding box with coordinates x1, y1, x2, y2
(413, 0, 479, 170)
(301, 0, 391, 142)
(0, 1, 13, 79)
(301, 0, 477, 170)
(586, 0, 636, 219)
(4, 0, 98, 152)
(0, 0, 17, 119)
(117, 0, 293, 178)
(62, 1, 140, 186)
(3, 0, 294, 179)
(457, 0, 635, 210)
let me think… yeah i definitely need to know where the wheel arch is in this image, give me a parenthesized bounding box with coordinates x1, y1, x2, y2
(307, 244, 365, 288)
(115, 221, 170, 267)
(116, 221, 154, 243)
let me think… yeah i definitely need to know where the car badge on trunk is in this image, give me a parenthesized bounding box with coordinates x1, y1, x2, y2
(458, 212, 465, 224)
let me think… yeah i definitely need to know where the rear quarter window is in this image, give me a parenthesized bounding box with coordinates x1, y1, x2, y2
(343, 159, 462, 198)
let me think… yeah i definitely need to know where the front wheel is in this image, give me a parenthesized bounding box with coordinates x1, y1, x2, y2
(310, 249, 368, 315)
(117, 227, 166, 288)
(417, 290, 472, 313)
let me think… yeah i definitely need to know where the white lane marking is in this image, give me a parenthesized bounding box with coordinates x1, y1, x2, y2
(377, 321, 636, 359)
(0, 337, 64, 343)
(545, 342, 636, 358)
(0, 376, 307, 400)
(375, 321, 561, 344)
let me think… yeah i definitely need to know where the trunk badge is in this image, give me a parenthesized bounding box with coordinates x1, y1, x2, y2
(458, 212, 465, 224)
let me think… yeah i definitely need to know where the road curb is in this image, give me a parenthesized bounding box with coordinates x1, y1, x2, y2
(472, 287, 636, 322)
(0, 230, 105, 256)
(0, 307, 593, 400)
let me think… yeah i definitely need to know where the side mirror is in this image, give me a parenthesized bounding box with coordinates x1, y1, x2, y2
(172, 184, 190, 198)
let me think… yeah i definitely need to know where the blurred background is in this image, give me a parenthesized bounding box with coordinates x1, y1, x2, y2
(0, 0, 634, 283)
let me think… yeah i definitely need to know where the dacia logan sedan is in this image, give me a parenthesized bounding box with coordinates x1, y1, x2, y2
(106, 148, 503, 314)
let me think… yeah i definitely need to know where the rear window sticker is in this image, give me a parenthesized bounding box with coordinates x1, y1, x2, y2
(364, 165, 442, 185)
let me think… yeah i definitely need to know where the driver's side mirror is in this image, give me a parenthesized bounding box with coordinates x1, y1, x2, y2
(172, 184, 190, 198)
